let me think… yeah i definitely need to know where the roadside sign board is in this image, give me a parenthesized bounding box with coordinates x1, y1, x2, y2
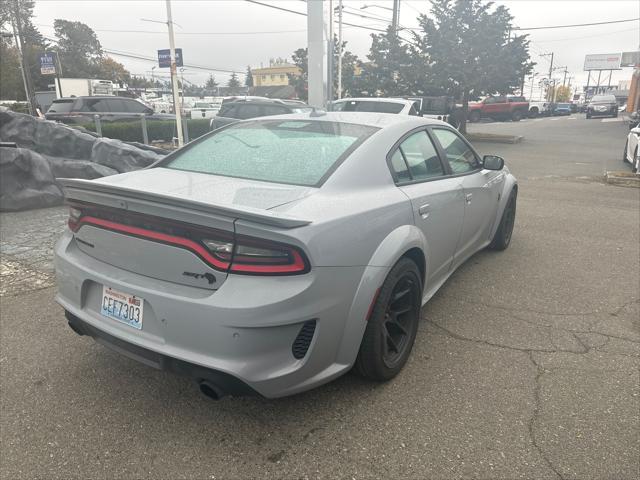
(39, 52, 56, 75)
(583, 53, 622, 71)
(158, 48, 183, 68)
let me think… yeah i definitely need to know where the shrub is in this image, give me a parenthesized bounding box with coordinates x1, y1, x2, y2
(81, 118, 211, 143)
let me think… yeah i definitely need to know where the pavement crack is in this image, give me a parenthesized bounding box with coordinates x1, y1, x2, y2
(610, 298, 640, 317)
(527, 352, 566, 480)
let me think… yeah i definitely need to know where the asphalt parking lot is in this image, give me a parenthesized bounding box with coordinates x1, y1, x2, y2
(1, 113, 638, 479)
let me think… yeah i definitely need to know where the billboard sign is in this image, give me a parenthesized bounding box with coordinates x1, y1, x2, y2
(39, 52, 57, 75)
(583, 53, 622, 71)
(158, 48, 183, 68)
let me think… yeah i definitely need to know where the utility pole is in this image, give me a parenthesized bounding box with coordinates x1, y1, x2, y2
(540, 52, 554, 101)
(328, 0, 334, 102)
(336, 0, 343, 99)
(392, 0, 401, 36)
(10, 3, 37, 115)
(165, 0, 184, 147)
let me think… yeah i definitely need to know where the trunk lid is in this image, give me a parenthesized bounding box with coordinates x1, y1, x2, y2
(61, 169, 313, 290)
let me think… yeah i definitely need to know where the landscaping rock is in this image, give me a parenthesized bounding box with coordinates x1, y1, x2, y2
(0, 147, 63, 211)
(90, 137, 161, 173)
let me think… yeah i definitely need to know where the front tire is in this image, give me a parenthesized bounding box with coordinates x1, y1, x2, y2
(354, 258, 422, 381)
(634, 147, 639, 174)
(489, 189, 517, 251)
(529, 108, 538, 118)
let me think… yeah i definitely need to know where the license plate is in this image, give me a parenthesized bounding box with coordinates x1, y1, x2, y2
(100, 286, 144, 330)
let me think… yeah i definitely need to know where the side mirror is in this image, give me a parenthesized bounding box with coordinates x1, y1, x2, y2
(483, 155, 504, 170)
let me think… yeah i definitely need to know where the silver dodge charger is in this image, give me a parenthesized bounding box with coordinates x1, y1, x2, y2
(55, 112, 517, 399)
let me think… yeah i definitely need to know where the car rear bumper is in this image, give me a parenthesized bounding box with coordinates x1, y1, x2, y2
(55, 231, 384, 398)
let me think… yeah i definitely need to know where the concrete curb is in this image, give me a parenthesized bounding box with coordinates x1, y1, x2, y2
(605, 171, 640, 188)
(465, 133, 524, 144)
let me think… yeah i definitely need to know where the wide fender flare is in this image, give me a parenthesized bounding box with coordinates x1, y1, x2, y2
(335, 224, 428, 366)
(490, 172, 518, 239)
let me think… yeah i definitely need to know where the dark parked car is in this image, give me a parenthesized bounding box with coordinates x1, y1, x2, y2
(586, 94, 618, 119)
(45, 96, 174, 124)
(209, 99, 312, 130)
(552, 103, 571, 116)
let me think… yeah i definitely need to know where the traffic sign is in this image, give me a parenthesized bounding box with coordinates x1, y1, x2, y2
(158, 48, 183, 68)
(39, 52, 56, 75)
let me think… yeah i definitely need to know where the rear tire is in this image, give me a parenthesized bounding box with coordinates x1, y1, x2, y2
(586, 113, 591, 119)
(468, 110, 481, 123)
(489, 189, 517, 251)
(529, 108, 538, 118)
(354, 258, 422, 381)
(511, 110, 522, 122)
(634, 147, 639, 174)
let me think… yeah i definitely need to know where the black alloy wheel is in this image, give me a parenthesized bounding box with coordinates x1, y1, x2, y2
(381, 275, 420, 369)
(355, 258, 422, 381)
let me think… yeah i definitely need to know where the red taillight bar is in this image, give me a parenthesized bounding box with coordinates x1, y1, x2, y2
(74, 216, 231, 270)
(69, 206, 310, 275)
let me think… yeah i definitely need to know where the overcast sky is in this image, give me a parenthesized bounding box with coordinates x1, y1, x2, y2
(33, 0, 639, 96)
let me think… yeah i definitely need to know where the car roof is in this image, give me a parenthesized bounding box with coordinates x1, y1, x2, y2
(237, 111, 451, 129)
(331, 97, 414, 106)
(53, 96, 136, 101)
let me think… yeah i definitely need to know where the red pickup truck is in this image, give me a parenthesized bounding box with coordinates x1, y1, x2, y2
(467, 95, 530, 122)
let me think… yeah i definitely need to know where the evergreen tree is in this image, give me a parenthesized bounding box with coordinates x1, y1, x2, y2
(413, 0, 533, 132)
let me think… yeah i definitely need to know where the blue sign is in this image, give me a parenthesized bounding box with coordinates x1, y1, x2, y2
(158, 48, 183, 68)
(39, 52, 56, 75)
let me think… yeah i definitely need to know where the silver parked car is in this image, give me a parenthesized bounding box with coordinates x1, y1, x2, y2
(55, 112, 517, 399)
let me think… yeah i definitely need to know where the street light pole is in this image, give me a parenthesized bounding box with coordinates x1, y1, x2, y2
(165, 0, 184, 147)
(337, 0, 343, 99)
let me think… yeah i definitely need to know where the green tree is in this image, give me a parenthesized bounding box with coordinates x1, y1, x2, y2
(0, 42, 25, 100)
(245, 65, 253, 87)
(227, 72, 240, 90)
(354, 26, 412, 97)
(413, 0, 533, 133)
(288, 37, 362, 101)
(94, 56, 130, 83)
(0, 0, 49, 107)
(53, 19, 103, 78)
(205, 73, 218, 89)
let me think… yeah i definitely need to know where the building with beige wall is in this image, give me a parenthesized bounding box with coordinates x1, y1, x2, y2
(252, 58, 301, 87)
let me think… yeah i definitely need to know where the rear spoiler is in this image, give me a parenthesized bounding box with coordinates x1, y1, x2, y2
(58, 178, 311, 229)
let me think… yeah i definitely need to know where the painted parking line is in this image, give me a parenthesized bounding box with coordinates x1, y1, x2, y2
(601, 117, 624, 123)
(550, 118, 560, 121)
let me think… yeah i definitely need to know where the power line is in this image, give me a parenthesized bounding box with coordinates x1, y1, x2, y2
(531, 27, 638, 43)
(42, 35, 244, 76)
(36, 23, 308, 35)
(513, 17, 639, 31)
(245, 0, 388, 33)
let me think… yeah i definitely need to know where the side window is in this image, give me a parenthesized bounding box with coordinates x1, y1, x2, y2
(219, 104, 236, 117)
(261, 105, 288, 116)
(432, 128, 479, 174)
(78, 98, 113, 113)
(235, 104, 261, 119)
(122, 99, 148, 113)
(389, 130, 445, 183)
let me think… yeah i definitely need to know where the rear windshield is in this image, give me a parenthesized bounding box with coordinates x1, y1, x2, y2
(46, 99, 74, 113)
(591, 95, 615, 103)
(162, 119, 378, 186)
(331, 100, 405, 114)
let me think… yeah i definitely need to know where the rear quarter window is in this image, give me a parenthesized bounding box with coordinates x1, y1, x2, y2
(47, 100, 75, 113)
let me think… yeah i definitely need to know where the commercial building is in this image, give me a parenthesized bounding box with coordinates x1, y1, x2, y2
(251, 59, 301, 87)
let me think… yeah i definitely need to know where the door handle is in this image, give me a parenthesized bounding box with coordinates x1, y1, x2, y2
(418, 204, 430, 218)
(465, 193, 473, 204)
